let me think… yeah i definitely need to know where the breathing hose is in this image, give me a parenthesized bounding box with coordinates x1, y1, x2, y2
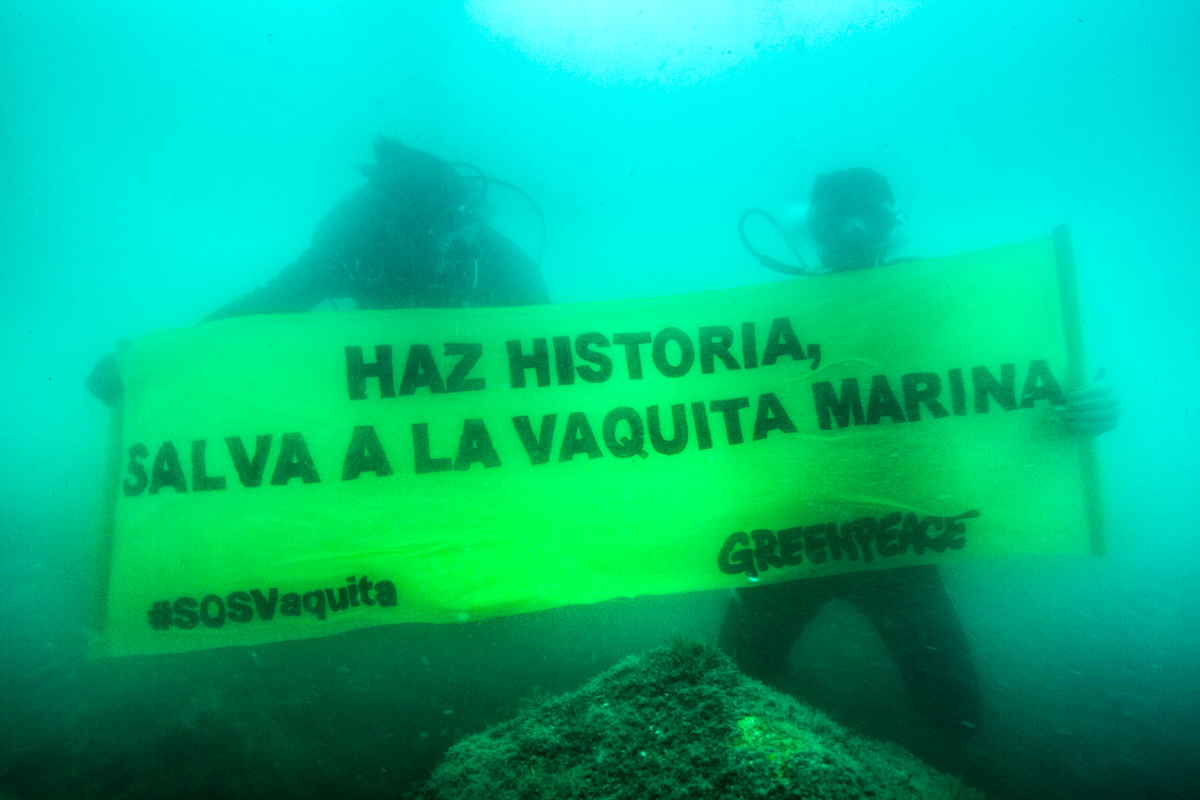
(453, 162, 547, 265)
(738, 208, 815, 277)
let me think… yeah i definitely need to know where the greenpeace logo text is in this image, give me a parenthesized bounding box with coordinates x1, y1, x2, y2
(718, 510, 980, 580)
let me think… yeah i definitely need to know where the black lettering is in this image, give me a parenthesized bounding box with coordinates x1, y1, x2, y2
(399, 344, 446, 395)
(699, 326, 740, 374)
(876, 512, 902, 557)
(199, 594, 226, 628)
(948, 368, 967, 415)
(779, 526, 805, 565)
(325, 587, 350, 612)
(973, 364, 1017, 412)
(148, 601, 172, 630)
(251, 588, 278, 620)
(752, 392, 797, 440)
(651, 327, 695, 378)
(190, 440, 226, 491)
(750, 529, 783, 572)
(807, 343, 822, 370)
(612, 332, 651, 379)
(867, 375, 906, 425)
(226, 591, 253, 623)
(444, 343, 485, 392)
(827, 523, 858, 561)
(1020, 359, 1065, 408)
(225, 434, 272, 487)
(813, 379, 865, 430)
(173, 597, 199, 629)
(559, 412, 603, 461)
(358, 576, 375, 606)
(803, 524, 829, 564)
(692, 401, 713, 450)
(302, 590, 326, 620)
(897, 513, 929, 555)
(346, 345, 394, 400)
(574, 333, 613, 383)
(845, 517, 879, 563)
(347, 576, 359, 607)
(513, 415, 557, 465)
(647, 404, 688, 455)
(741, 322, 758, 370)
(602, 407, 645, 458)
(271, 432, 320, 485)
(710, 397, 751, 445)
(280, 593, 302, 617)
(925, 517, 948, 552)
(413, 423, 452, 474)
(902, 372, 949, 422)
(506, 338, 550, 388)
(375, 580, 398, 607)
(552, 336, 575, 386)
(762, 317, 805, 365)
(123, 443, 149, 496)
(342, 425, 393, 480)
(455, 419, 501, 470)
(942, 509, 979, 550)
(149, 442, 188, 494)
(717, 532, 757, 577)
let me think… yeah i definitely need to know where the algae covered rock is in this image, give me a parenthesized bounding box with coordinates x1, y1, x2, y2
(419, 639, 983, 799)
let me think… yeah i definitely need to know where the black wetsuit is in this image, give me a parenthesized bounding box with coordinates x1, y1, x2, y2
(718, 565, 983, 737)
(207, 182, 549, 320)
(716, 261, 982, 741)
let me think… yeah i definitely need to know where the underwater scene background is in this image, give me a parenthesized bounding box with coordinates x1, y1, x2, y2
(1, 2, 1197, 798)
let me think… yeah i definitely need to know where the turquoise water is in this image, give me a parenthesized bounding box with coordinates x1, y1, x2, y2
(1, 2, 1197, 798)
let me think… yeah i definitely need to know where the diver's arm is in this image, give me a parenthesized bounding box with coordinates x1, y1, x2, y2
(85, 253, 329, 405)
(204, 249, 332, 321)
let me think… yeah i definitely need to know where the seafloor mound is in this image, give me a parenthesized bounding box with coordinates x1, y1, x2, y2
(419, 639, 983, 800)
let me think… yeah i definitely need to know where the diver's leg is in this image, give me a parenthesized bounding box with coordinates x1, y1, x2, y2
(717, 577, 841, 685)
(852, 565, 983, 738)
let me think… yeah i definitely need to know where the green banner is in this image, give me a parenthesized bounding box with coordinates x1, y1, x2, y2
(91, 230, 1102, 657)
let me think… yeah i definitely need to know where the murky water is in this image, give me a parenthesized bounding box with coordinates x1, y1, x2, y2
(2, 3, 1197, 798)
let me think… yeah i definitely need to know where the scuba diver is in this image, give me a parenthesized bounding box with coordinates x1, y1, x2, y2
(724, 168, 1120, 744)
(738, 166, 902, 277)
(87, 136, 549, 404)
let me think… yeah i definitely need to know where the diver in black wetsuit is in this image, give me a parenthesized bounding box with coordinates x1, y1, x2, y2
(720, 167, 1120, 742)
(207, 136, 549, 320)
(87, 137, 549, 404)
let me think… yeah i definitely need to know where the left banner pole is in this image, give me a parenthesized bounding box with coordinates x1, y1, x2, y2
(88, 397, 124, 659)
